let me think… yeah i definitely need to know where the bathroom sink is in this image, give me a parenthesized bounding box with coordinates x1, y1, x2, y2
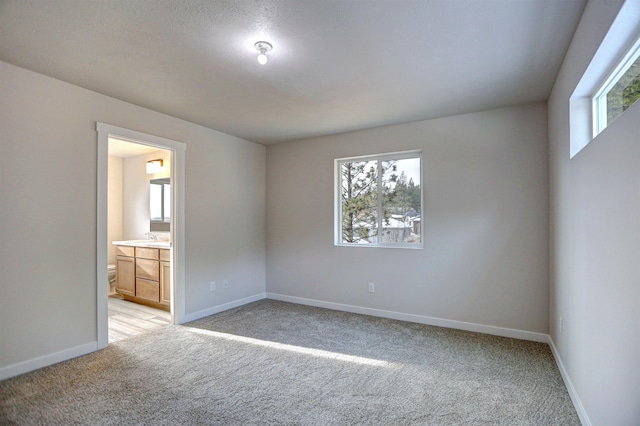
(112, 240, 171, 248)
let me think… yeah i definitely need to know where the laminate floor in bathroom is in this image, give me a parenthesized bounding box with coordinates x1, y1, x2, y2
(108, 297, 171, 343)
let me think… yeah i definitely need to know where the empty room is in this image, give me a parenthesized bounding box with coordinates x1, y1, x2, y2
(0, 0, 638, 425)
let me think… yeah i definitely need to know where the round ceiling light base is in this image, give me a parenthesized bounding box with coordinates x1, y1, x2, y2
(254, 41, 273, 53)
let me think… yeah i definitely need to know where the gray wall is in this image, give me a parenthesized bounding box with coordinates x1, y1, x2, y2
(0, 61, 266, 371)
(266, 102, 550, 334)
(548, 0, 640, 424)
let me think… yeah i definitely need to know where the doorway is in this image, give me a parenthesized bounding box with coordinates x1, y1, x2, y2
(96, 123, 186, 349)
(107, 139, 172, 342)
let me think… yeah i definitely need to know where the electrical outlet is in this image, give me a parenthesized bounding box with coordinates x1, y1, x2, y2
(210, 281, 216, 291)
(368, 282, 375, 293)
(223, 280, 229, 289)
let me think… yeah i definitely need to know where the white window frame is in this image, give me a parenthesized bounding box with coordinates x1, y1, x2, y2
(569, 1, 640, 159)
(592, 34, 640, 137)
(334, 150, 423, 249)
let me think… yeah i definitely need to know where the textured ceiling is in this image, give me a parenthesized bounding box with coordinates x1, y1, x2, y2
(0, 0, 586, 145)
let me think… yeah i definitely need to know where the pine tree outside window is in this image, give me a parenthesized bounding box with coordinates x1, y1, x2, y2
(335, 151, 422, 248)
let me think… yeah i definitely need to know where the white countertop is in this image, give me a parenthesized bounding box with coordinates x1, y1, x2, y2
(112, 240, 172, 249)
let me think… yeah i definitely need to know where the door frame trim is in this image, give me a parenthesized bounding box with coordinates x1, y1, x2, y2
(96, 122, 186, 349)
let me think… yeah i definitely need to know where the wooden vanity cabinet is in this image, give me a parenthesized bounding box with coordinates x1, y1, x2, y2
(114, 245, 170, 311)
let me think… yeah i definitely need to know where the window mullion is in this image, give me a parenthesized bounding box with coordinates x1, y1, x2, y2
(600, 94, 608, 132)
(377, 160, 383, 245)
(160, 185, 164, 222)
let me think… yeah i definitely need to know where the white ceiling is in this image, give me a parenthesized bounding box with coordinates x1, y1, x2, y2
(0, 0, 586, 145)
(108, 137, 164, 158)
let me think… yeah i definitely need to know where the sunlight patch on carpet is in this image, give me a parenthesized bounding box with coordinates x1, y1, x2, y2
(185, 327, 390, 367)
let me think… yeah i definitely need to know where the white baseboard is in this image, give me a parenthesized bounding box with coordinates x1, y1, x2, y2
(266, 293, 549, 343)
(548, 337, 592, 426)
(180, 292, 267, 323)
(0, 294, 267, 381)
(0, 342, 98, 381)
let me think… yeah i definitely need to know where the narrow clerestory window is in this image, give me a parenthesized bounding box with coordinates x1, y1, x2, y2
(593, 36, 640, 136)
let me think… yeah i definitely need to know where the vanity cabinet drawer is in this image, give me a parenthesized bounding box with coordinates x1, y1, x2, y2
(136, 247, 159, 260)
(136, 258, 159, 281)
(116, 246, 134, 257)
(136, 278, 160, 303)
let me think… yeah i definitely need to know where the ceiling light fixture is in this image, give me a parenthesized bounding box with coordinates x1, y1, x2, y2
(254, 41, 272, 65)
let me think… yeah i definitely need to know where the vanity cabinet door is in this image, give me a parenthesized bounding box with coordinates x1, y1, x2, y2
(160, 260, 171, 306)
(115, 255, 135, 296)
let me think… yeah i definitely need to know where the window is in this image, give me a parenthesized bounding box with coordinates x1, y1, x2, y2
(593, 35, 640, 136)
(569, 2, 640, 158)
(335, 151, 422, 248)
(150, 178, 170, 231)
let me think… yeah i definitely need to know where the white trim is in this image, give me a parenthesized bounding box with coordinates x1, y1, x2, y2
(266, 293, 548, 343)
(96, 122, 187, 346)
(569, 0, 640, 158)
(334, 149, 422, 163)
(178, 290, 548, 343)
(0, 342, 97, 381)
(593, 34, 640, 136)
(548, 337, 593, 426)
(181, 293, 267, 323)
(96, 130, 109, 349)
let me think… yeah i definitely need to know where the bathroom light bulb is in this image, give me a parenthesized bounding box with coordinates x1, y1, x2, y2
(257, 53, 268, 65)
(146, 159, 163, 175)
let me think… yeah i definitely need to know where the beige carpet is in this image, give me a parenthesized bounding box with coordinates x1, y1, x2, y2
(1, 300, 579, 425)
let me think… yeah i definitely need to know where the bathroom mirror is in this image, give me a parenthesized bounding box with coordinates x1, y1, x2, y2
(150, 178, 170, 232)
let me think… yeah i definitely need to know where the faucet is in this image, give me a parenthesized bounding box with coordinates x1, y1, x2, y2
(145, 232, 157, 241)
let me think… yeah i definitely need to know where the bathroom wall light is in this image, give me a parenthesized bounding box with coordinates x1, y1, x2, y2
(254, 41, 272, 65)
(146, 159, 163, 175)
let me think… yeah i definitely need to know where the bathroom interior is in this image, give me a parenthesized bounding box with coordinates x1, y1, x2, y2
(107, 137, 173, 343)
